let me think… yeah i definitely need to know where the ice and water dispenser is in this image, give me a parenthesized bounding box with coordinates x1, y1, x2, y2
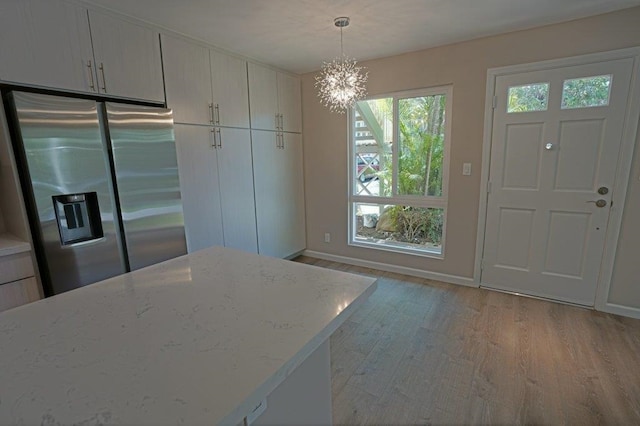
(52, 192, 104, 245)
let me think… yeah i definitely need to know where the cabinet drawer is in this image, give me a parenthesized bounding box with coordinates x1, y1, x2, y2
(0, 276, 40, 312)
(0, 252, 34, 284)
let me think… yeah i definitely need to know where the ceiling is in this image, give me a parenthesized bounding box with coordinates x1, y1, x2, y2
(80, 0, 640, 74)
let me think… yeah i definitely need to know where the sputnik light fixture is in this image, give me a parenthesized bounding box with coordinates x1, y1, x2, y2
(315, 16, 368, 113)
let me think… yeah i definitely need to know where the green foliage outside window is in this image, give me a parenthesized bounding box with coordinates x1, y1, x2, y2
(561, 75, 611, 109)
(507, 83, 549, 112)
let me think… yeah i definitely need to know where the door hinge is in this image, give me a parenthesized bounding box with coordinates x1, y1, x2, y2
(487, 181, 492, 194)
(492, 95, 497, 109)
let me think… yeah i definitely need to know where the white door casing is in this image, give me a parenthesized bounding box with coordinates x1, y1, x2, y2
(479, 52, 639, 306)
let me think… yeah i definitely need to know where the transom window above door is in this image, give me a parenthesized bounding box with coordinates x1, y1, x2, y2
(506, 74, 613, 114)
(349, 86, 452, 257)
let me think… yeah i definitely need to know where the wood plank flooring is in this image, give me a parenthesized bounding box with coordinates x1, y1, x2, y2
(294, 256, 640, 425)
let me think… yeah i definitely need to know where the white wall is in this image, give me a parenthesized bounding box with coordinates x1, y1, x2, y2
(301, 7, 640, 310)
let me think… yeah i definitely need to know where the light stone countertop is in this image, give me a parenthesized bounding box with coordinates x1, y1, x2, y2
(0, 246, 377, 425)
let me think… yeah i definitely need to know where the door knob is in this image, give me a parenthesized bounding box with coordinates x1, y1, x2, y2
(586, 199, 607, 207)
(597, 186, 609, 195)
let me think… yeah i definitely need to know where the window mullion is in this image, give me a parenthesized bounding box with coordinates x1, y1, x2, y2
(392, 96, 399, 196)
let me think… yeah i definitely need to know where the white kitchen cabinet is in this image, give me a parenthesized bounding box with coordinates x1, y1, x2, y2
(175, 125, 224, 253)
(210, 50, 250, 128)
(175, 125, 258, 254)
(215, 128, 258, 252)
(248, 63, 301, 133)
(0, 2, 164, 102)
(161, 35, 213, 125)
(277, 73, 302, 133)
(88, 11, 165, 102)
(252, 130, 306, 258)
(162, 35, 250, 127)
(0, 0, 94, 93)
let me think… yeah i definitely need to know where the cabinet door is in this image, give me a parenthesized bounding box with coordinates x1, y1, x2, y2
(277, 73, 302, 133)
(248, 63, 278, 131)
(210, 51, 250, 128)
(0, 0, 95, 93)
(88, 11, 164, 102)
(175, 125, 224, 253)
(216, 128, 258, 253)
(252, 130, 285, 257)
(161, 35, 213, 125)
(252, 131, 305, 258)
(281, 133, 306, 255)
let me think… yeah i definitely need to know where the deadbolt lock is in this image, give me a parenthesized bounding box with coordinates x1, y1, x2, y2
(598, 186, 609, 195)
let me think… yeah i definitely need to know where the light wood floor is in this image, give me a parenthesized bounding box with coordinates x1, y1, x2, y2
(294, 256, 640, 425)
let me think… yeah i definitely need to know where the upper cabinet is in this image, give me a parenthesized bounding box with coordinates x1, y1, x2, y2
(0, 0, 94, 93)
(0, 1, 164, 103)
(248, 63, 301, 133)
(277, 73, 302, 134)
(162, 34, 250, 128)
(88, 11, 164, 102)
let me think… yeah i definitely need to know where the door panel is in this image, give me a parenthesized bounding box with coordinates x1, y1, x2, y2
(495, 208, 534, 270)
(106, 103, 186, 270)
(544, 211, 589, 277)
(0, 0, 94, 93)
(89, 11, 164, 102)
(216, 128, 258, 253)
(161, 35, 213, 125)
(482, 58, 634, 305)
(554, 119, 603, 191)
(502, 123, 544, 189)
(210, 51, 250, 128)
(175, 125, 224, 253)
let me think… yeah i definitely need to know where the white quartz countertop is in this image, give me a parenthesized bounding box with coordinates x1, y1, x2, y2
(0, 246, 377, 425)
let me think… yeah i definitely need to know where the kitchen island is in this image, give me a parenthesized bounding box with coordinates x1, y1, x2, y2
(0, 246, 377, 425)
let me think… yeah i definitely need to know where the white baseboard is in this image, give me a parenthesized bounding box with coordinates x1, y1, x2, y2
(302, 250, 477, 288)
(599, 302, 640, 320)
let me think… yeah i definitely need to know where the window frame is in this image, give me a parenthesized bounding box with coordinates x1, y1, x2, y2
(347, 85, 453, 258)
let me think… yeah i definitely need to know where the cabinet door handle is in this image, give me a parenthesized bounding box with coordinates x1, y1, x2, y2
(208, 103, 214, 124)
(86, 60, 96, 91)
(217, 128, 222, 148)
(279, 113, 284, 131)
(281, 132, 285, 150)
(211, 128, 217, 149)
(215, 103, 220, 125)
(98, 62, 107, 93)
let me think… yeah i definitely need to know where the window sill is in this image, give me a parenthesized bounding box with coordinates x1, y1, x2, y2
(349, 238, 444, 259)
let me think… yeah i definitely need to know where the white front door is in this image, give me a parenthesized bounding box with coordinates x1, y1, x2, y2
(481, 58, 634, 305)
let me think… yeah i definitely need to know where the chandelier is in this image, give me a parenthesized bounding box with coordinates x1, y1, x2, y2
(315, 17, 368, 113)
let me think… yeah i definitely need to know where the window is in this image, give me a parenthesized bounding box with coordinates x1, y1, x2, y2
(561, 74, 611, 109)
(349, 86, 451, 257)
(507, 82, 549, 113)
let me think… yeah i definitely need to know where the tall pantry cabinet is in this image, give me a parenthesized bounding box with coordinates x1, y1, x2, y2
(163, 35, 305, 258)
(162, 34, 258, 254)
(248, 63, 305, 258)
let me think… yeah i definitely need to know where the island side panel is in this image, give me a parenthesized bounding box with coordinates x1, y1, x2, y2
(252, 339, 332, 425)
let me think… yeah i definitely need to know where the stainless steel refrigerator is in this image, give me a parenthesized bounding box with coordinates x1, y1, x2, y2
(7, 91, 187, 296)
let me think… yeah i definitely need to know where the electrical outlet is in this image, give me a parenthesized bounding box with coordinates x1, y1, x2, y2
(324, 233, 331, 243)
(462, 163, 472, 176)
